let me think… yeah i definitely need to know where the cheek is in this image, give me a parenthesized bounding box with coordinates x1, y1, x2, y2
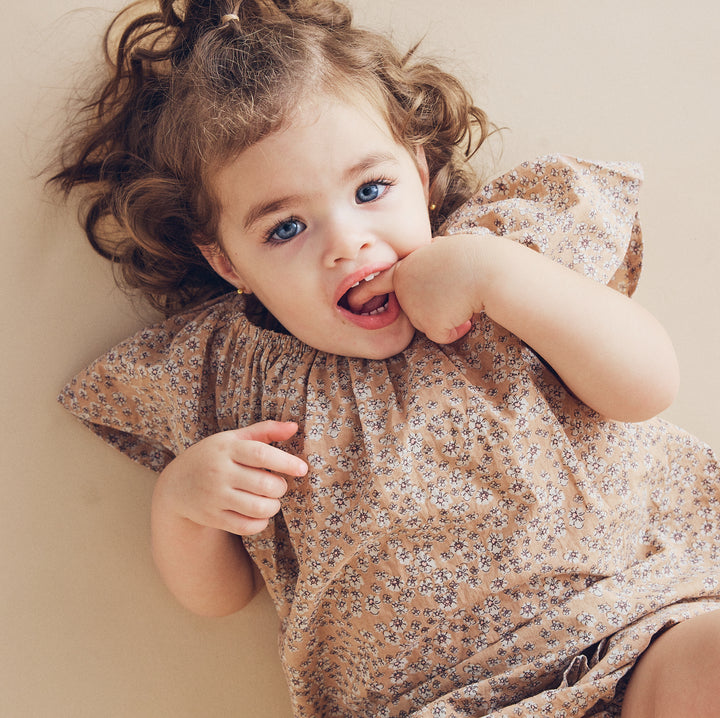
(233, 249, 291, 297)
(399, 208, 433, 252)
(253, 278, 313, 331)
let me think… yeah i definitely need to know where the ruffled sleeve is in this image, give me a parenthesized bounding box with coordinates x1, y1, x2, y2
(442, 154, 643, 296)
(58, 296, 247, 472)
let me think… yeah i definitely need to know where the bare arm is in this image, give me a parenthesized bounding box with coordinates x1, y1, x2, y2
(151, 498, 259, 616)
(394, 234, 679, 422)
(151, 421, 308, 617)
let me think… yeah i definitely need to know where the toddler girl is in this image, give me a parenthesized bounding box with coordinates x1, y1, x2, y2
(53, 1, 720, 715)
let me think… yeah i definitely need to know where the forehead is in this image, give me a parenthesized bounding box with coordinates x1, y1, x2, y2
(215, 94, 406, 189)
(282, 95, 395, 148)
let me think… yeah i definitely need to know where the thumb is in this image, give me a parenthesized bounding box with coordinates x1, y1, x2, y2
(451, 319, 473, 341)
(234, 420, 300, 445)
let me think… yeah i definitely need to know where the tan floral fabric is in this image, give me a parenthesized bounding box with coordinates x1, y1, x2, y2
(60, 156, 720, 717)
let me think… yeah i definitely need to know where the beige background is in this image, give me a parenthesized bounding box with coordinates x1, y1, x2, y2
(2, 1, 719, 716)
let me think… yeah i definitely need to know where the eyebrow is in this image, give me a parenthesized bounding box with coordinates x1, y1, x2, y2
(343, 152, 397, 182)
(243, 196, 301, 231)
(242, 151, 399, 231)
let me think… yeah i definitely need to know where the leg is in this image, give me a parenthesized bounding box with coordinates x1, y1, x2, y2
(621, 609, 720, 718)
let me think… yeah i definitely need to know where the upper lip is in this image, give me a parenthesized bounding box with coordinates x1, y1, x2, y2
(334, 264, 394, 306)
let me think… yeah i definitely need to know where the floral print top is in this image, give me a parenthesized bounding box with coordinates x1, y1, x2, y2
(60, 156, 720, 717)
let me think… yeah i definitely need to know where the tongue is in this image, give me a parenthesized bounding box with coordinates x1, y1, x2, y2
(345, 283, 387, 314)
(355, 294, 387, 315)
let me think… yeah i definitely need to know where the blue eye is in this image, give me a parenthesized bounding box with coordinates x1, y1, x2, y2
(268, 218, 306, 243)
(356, 181, 390, 204)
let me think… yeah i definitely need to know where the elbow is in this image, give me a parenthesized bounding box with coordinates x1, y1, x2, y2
(600, 355, 680, 424)
(653, 363, 681, 417)
(612, 383, 677, 424)
(157, 571, 258, 618)
(636, 345, 681, 421)
(600, 300, 682, 423)
(178, 595, 253, 618)
(150, 556, 258, 619)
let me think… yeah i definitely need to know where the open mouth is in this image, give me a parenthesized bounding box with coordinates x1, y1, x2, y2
(338, 291, 390, 316)
(337, 272, 390, 316)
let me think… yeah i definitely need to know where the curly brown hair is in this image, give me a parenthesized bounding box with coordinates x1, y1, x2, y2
(51, 0, 493, 317)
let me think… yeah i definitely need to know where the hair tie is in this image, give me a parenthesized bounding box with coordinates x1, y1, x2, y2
(221, 13, 240, 25)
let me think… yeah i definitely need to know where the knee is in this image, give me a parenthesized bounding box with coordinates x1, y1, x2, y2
(621, 609, 720, 718)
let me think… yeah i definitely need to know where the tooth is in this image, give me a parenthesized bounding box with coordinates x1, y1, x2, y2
(361, 305, 388, 317)
(351, 281, 360, 288)
(364, 273, 378, 282)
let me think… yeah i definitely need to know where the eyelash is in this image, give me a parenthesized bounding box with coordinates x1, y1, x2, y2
(359, 176, 394, 202)
(264, 216, 306, 246)
(262, 176, 396, 246)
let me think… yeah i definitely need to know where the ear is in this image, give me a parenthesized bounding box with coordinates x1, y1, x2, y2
(414, 145, 430, 201)
(197, 243, 251, 293)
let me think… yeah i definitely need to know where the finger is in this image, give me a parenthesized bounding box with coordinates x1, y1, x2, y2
(235, 420, 299, 444)
(231, 439, 308, 479)
(221, 512, 271, 537)
(427, 320, 473, 345)
(227, 488, 283, 520)
(448, 320, 473, 342)
(233, 465, 289, 500)
(231, 422, 308, 477)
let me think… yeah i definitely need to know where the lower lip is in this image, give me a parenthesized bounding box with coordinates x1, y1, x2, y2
(337, 292, 402, 329)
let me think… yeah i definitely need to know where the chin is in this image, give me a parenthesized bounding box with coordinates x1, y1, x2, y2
(293, 316, 416, 360)
(347, 326, 416, 360)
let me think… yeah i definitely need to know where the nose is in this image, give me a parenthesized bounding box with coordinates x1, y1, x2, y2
(322, 220, 374, 267)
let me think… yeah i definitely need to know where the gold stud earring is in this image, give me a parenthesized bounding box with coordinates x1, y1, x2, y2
(237, 288, 244, 295)
(429, 203, 437, 212)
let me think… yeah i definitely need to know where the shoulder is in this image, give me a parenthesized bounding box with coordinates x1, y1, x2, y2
(442, 154, 644, 294)
(57, 293, 254, 470)
(449, 154, 642, 218)
(102, 293, 249, 374)
(482, 153, 642, 201)
(59, 292, 251, 428)
(148, 292, 249, 348)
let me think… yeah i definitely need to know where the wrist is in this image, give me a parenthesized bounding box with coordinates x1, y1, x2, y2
(472, 236, 537, 321)
(448, 233, 502, 315)
(152, 462, 203, 530)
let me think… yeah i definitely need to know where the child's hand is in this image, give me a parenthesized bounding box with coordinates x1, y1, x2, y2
(155, 420, 308, 537)
(393, 235, 479, 343)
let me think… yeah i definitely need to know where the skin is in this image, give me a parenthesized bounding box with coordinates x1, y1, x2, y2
(620, 609, 720, 717)
(149, 92, 711, 715)
(204, 95, 434, 360)
(152, 420, 307, 615)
